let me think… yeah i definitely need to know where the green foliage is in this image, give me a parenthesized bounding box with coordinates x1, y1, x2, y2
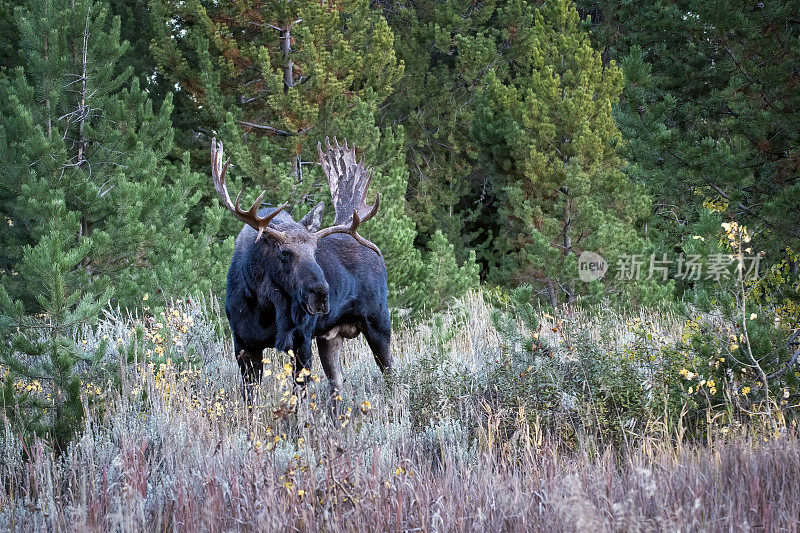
(0, 0, 227, 309)
(642, 213, 800, 435)
(421, 230, 480, 313)
(0, 0, 19, 70)
(482, 276, 800, 444)
(381, 0, 496, 255)
(150, 0, 402, 190)
(592, 0, 799, 304)
(406, 311, 475, 429)
(149, 0, 474, 313)
(676, 294, 799, 435)
(486, 287, 723, 445)
(471, 0, 650, 303)
(108, 0, 170, 103)
(0, 207, 111, 452)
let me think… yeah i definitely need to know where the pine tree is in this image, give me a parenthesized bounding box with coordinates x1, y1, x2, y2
(422, 230, 480, 312)
(381, 0, 499, 258)
(0, 0, 226, 309)
(471, 0, 650, 304)
(108, 0, 170, 104)
(0, 205, 110, 451)
(586, 0, 800, 299)
(0, 0, 19, 69)
(150, 0, 402, 189)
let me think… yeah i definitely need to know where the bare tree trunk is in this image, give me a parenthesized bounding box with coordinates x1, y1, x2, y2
(281, 25, 293, 94)
(563, 195, 574, 304)
(547, 281, 558, 308)
(76, 5, 90, 166)
(281, 22, 303, 186)
(76, 5, 93, 277)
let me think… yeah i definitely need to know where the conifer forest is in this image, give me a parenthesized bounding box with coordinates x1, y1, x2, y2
(0, 0, 799, 530)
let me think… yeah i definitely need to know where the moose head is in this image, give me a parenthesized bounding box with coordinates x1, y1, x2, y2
(210, 137, 381, 318)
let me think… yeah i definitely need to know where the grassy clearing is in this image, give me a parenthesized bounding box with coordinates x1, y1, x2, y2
(0, 292, 798, 531)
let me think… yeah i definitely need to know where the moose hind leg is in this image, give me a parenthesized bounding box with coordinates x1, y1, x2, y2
(363, 314, 395, 375)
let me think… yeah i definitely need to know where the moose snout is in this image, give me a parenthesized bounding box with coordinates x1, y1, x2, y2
(305, 283, 330, 315)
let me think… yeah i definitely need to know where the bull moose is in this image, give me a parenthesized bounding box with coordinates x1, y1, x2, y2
(210, 137, 394, 400)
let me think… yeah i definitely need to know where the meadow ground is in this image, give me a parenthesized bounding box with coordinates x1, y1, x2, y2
(1, 292, 798, 531)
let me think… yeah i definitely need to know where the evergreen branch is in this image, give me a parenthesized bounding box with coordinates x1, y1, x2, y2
(236, 121, 294, 136)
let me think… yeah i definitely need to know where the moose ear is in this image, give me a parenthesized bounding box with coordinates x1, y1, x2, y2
(300, 201, 325, 231)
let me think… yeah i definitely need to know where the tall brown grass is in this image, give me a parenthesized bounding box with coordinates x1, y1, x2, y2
(0, 292, 797, 531)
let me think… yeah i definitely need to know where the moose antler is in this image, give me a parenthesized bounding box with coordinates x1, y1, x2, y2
(316, 137, 381, 256)
(211, 138, 289, 242)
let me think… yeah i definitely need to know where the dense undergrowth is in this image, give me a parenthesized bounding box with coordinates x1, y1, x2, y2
(0, 291, 798, 531)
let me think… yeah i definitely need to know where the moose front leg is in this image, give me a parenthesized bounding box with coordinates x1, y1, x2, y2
(272, 294, 298, 354)
(292, 336, 314, 382)
(234, 343, 263, 404)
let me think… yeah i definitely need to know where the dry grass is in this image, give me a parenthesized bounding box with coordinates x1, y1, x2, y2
(0, 292, 798, 531)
